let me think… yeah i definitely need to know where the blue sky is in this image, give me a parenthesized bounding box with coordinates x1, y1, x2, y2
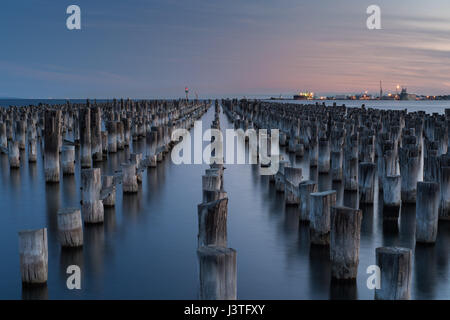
(0, 0, 449, 98)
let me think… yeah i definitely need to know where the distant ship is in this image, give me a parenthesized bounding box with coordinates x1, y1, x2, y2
(293, 92, 315, 100)
(400, 87, 416, 101)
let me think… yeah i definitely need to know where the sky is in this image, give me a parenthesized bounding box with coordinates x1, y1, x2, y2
(0, 0, 449, 98)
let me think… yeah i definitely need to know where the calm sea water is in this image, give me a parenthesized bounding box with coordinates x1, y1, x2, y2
(0, 100, 449, 299)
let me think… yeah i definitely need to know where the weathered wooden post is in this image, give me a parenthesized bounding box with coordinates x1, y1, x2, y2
(198, 197, 228, 247)
(400, 147, 420, 203)
(299, 180, 317, 222)
(309, 190, 336, 245)
(318, 138, 330, 173)
(416, 181, 439, 243)
(439, 166, 450, 220)
(117, 121, 125, 150)
(0, 122, 7, 151)
(107, 121, 117, 153)
(275, 160, 289, 192)
(61, 145, 75, 175)
(101, 131, 108, 156)
(130, 153, 143, 183)
(122, 163, 138, 193)
(18, 228, 48, 284)
(101, 175, 116, 207)
(146, 130, 158, 167)
(8, 140, 20, 168)
(344, 155, 358, 191)
(28, 138, 37, 163)
(16, 120, 26, 150)
(375, 247, 412, 300)
(383, 175, 402, 220)
(44, 109, 61, 182)
(330, 206, 362, 280)
(359, 162, 375, 204)
(81, 168, 104, 223)
(202, 171, 222, 203)
(197, 245, 237, 300)
(331, 151, 343, 181)
(79, 107, 92, 168)
(91, 107, 103, 162)
(284, 167, 302, 205)
(57, 208, 83, 247)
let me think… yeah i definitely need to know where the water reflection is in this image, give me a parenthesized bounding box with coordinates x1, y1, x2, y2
(84, 224, 105, 276)
(21, 284, 48, 300)
(329, 279, 358, 300)
(308, 245, 331, 299)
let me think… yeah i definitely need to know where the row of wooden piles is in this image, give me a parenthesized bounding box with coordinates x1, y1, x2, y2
(197, 100, 236, 300)
(221, 99, 450, 300)
(3, 99, 211, 287)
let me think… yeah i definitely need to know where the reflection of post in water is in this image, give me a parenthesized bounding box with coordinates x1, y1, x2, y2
(197, 246, 237, 300)
(308, 244, 331, 297)
(62, 174, 78, 206)
(329, 278, 357, 300)
(84, 224, 105, 275)
(414, 243, 437, 299)
(22, 284, 48, 300)
(45, 182, 61, 233)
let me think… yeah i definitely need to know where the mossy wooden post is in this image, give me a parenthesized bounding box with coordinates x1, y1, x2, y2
(375, 247, 412, 300)
(91, 106, 103, 162)
(107, 121, 117, 153)
(284, 167, 302, 204)
(101, 175, 116, 207)
(19, 228, 48, 284)
(8, 140, 20, 168)
(439, 166, 450, 220)
(44, 109, 61, 182)
(359, 162, 375, 204)
(309, 190, 336, 245)
(416, 181, 439, 243)
(382, 175, 402, 220)
(330, 206, 362, 280)
(57, 208, 83, 247)
(81, 168, 104, 223)
(198, 197, 228, 247)
(79, 107, 92, 168)
(61, 145, 75, 175)
(197, 245, 237, 300)
(299, 180, 317, 222)
(122, 163, 138, 193)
